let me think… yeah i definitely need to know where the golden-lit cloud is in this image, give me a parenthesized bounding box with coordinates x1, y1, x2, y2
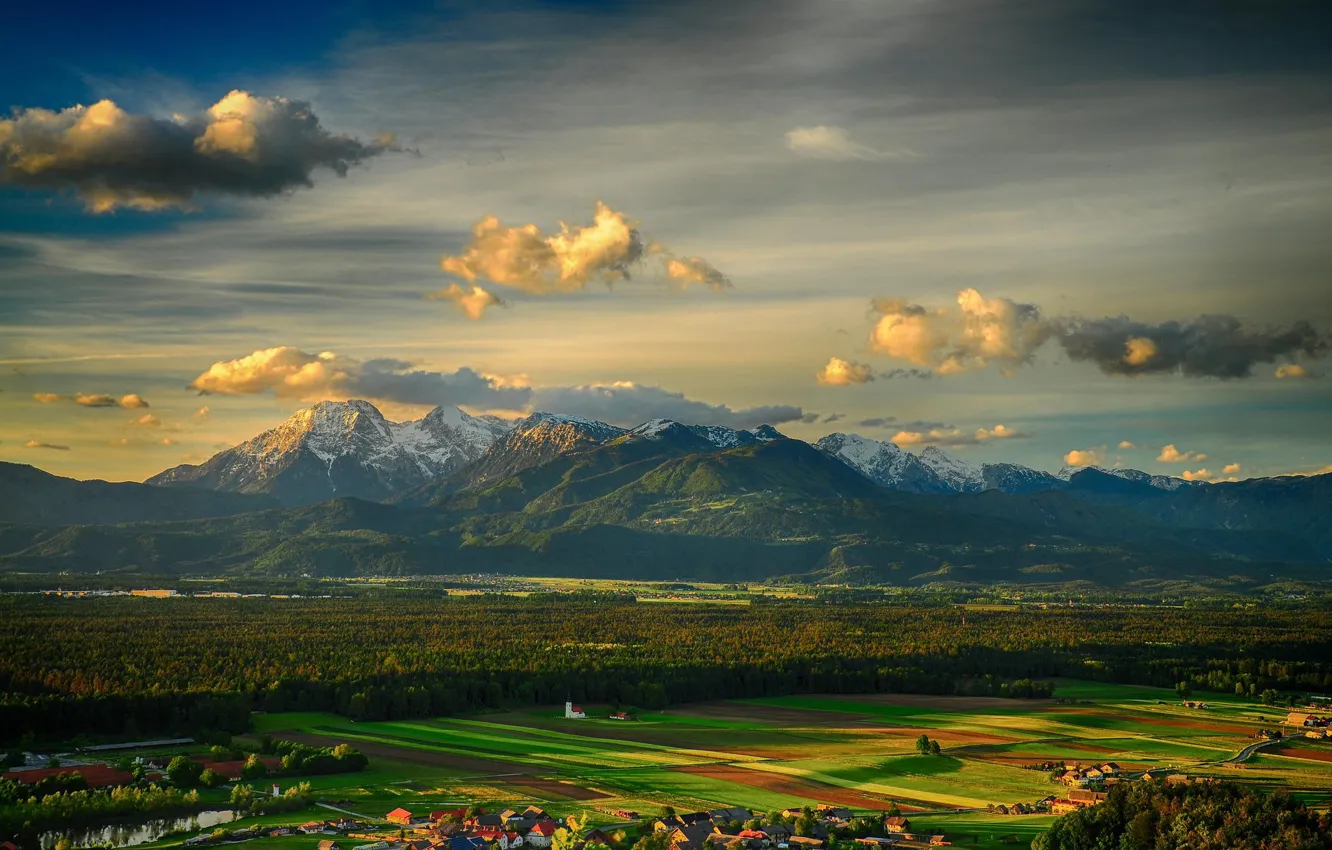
(133, 414, 161, 427)
(816, 357, 875, 386)
(1118, 440, 1136, 449)
(1158, 444, 1207, 464)
(437, 202, 729, 313)
(426, 283, 504, 320)
(665, 256, 731, 291)
(441, 202, 645, 294)
(869, 288, 1051, 375)
(1275, 363, 1312, 379)
(32, 392, 150, 408)
(193, 406, 211, 420)
(1123, 336, 1158, 367)
(1181, 468, 1214, 482)
(188, 346, 533, 408)
(891, 424, 1029, 447)
(859, 291, 1326, 379)
(24, 440, 70, 451)
(1064, 448, 1104, 467)
(1222, 462, 1242, 475)
(0, 91, 393, 212)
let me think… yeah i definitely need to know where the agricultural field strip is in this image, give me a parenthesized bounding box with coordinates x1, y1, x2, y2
(309, 722, 704, 770)
(437, 718, 762, 762)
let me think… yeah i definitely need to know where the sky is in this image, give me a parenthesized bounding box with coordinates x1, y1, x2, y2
(2, 0, 1330, 483)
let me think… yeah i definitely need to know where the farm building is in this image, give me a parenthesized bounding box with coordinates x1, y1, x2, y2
(387, 808, 415, 826)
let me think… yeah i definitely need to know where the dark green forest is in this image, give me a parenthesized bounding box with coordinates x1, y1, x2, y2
(3, 596, 1331, 745)
(1035, 781, 1332, 849)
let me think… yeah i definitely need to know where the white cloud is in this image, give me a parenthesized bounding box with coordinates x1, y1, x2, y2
(816, 356, 875, 386)
(869, 288, 1051, 375)
(530, 382, 806, 429)
(1157, 444, 1207, 464)
(785, 125, 907, 161)
(426, 283, 504, 320)
(1064, 448, 1104, 467)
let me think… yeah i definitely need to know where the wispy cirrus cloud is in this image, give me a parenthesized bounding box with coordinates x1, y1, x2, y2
(32, 392, 150, 408)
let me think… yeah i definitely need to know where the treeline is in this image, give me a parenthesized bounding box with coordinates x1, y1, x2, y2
(2, 596, 1331, 743)
(0, 783, 206, 838)
(1035, 781, 1332, 849)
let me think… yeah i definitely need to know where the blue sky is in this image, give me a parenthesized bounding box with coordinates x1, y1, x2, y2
(1, 0, 1330, 482)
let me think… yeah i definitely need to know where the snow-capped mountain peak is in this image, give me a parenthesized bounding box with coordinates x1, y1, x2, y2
(917, 446, 985, 492)
(816, 433, 954, 493)
(148, 400, 512, 506)
(1057, 464, 1197, 491)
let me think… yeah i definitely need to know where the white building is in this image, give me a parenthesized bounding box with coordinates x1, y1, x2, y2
(565, 701, 586, 719)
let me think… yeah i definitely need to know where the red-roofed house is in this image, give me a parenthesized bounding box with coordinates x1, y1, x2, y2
(387, 808, 414, 826)
(527, 821, 557, 847)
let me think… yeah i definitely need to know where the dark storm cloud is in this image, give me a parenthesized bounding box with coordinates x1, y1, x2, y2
(1056, 315, 1328, 378)
(0, 91, 395, 212)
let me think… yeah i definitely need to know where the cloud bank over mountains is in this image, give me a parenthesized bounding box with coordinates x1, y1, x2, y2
(187, 346, 810, 428)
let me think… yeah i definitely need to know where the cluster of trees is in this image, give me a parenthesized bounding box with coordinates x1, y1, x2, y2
(228, 781, 312, 817)
(0, 772, 87, 807)
(1035, 782, 1332, 849)
(914, 734, 943, 756)
(2, 596, 1331, 743)
(0, 782, 204, 837)
(166, 743, 366, 788)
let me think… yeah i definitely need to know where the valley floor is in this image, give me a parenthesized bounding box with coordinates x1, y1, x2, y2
(116, 681, 1332, 850)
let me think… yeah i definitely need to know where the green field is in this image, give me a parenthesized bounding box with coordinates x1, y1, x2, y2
(142, 682, 1332, 849)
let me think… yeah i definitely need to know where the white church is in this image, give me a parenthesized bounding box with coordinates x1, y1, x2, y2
(564, 700, 586, 719)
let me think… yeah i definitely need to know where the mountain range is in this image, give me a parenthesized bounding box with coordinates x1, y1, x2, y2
(2, 399, 1328, 589)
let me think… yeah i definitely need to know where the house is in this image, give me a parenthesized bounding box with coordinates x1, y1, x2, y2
(710, 808, 751, 824)
(928, 837, 949, 847)
(527, 821, 557, 848)
(737, 831, 768, 844)
(668, 824, 718, 848)
(1068, 789, 1107, 805)
(585, 829, 612, 846)
(884, 818, 911, 834)
(302, 822, 329, 834)
(449, 838, 488, 850)
(854, 839, 899, 847)
(523, 806, 550, 821)
(815, 806, 853, 824)
(317, 841, 342, 850)
(1082, 768, 1104, 783)
(474, 828, 513, 848)
(1286, 712, 1319, 727)
(786, 837, 825, 850)
(760, 826, 792, 843)
(610, 712, 631, 721)
(387, 808, 415, 826)
(269, 828, 291, 837)
(433, 810, 467, 823)
(1099, 763, 1121, 776)
(473, 814, 505, 828)
(507, 818, 538, 833)
(565, 701, 587, 719)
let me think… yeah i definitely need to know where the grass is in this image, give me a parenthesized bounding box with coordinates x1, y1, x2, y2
(125, 683, 1332, 849)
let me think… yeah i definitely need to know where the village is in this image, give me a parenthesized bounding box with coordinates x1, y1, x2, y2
(247, 801, 958, 850)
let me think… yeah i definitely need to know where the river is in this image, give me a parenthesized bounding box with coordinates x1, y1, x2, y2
(39, 809, 239, 849)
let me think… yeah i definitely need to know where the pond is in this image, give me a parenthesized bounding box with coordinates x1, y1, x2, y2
(40, 809, 239, 849)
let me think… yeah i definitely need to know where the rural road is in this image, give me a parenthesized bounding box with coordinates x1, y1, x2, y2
(1218, 738, 1280, 765)
(317, 801, 382, 822)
